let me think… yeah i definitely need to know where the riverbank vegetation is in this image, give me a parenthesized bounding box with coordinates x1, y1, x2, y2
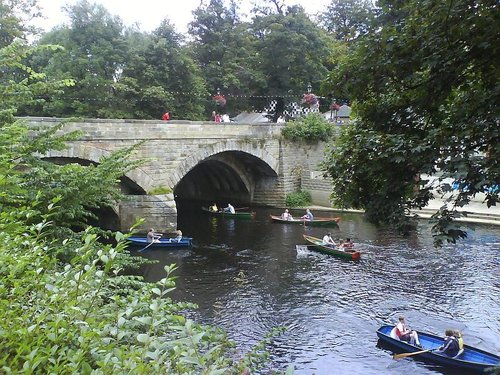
(285, 190, 312, 208)
(322, 0, 498, 246)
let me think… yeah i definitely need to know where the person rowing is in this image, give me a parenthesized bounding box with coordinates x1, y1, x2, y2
(146, 228, 162, 243)
(223, 203, 235, 214)
(322, 233, 337, 247)
(340, 238, 354, 249)
(435, 329, 461, 357)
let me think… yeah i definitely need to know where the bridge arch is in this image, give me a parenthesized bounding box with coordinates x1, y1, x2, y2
(43, 143, 156, 194)
(172, 141, 279, 204)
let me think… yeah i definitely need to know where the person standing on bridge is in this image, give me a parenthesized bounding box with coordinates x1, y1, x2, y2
(162, 111, 170, 121)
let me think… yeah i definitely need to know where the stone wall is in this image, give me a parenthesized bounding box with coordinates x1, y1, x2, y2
(119, 194, 177, 233)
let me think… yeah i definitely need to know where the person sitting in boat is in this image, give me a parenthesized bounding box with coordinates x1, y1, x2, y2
(340, 238, 354, 249)
(390, 316, 421, 347)
(301, 208, 314, 221)
(223, 203, 236, 214)
(453, 330, 464, 352)
(322, 233, 337, 247)
(147, 228, 161, 243)
(281, 209, 293, 221)
(210, 203, 218, 212)
(173, 229, 183, 242)
(435, 329, 460, 357)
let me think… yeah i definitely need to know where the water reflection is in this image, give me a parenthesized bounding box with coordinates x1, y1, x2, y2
(138, 204, 500, 374)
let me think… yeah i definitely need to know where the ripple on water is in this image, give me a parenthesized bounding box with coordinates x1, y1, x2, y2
(142, 207, 500, 375)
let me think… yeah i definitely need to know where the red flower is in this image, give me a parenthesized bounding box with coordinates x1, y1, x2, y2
(213, 94, 226, 106)
(302, 93, 318, 106)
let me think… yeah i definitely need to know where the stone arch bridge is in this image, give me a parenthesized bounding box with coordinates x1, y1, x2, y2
(28, 118, 331, 232)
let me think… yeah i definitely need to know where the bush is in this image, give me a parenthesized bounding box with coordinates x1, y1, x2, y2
(285, 190, 312, 207)
(148, 186, 173, 195)
(0, 205, 276, 374)
(281, 113, 334, 142)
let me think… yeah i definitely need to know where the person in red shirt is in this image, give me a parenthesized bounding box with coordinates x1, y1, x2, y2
(162, 111, 170, 121)
(390, 316, 421, 347)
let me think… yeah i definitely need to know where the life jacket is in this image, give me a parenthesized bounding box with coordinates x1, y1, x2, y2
(455, 332, 464, 350)
(395, 322, 406, 338)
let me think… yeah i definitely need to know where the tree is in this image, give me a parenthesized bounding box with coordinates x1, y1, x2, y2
(250, 5, 331, 100)
(27, 0, 128, 117)
(189, 0, 264, 114)
(127, 20, 208, 120)
(319, 0, 375, 42)
(0, 0, 41, 47)
(323, 0, 499, 246)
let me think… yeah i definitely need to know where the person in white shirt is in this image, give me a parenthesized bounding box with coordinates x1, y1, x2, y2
(281, 209, 293, 220)
(390, 316, 421, 347)
(322, 233, 336, 247)
(224, 203, 235, 214)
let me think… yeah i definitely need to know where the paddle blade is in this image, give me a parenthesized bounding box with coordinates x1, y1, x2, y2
(393, 349, 430, 360)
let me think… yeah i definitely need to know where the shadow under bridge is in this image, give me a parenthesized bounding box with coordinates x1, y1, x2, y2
(174, 151, 278, 206)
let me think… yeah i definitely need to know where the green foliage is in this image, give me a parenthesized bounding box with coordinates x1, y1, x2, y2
(319, 0, 374, 42)
(281, 113, 335, 142)
(250, 6, 331, 98)
(0, 0, 42, 47)
(148, 186, 173, 195)
(285, 190, 312, 207)
(189, 0, 265, 115)
(0, 118, 143, 232)
(27, 1, 129, 118)
(0, 207, 254, 374)
(323, 0, 499, 246)
(0, 41, 74, 123)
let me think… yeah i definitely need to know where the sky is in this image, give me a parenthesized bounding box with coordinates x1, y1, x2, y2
(35, 0, 331, 34)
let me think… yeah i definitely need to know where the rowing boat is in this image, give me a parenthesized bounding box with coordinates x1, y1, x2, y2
(302, 234, 360, 260)
(376, 325, 500, 373)
(127, 236, 192, 248)
(270, 215, 340, 226)
(202, 206, 256, 219)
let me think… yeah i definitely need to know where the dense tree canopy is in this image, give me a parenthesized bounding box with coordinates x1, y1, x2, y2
(319, 0, 374, 42)
(11, 0, 340, 119)
(323, 0, 499, 245)
(0, 0, 41, 47)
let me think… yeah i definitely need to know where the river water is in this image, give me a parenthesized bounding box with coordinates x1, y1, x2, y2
(136, 204, 500, 375)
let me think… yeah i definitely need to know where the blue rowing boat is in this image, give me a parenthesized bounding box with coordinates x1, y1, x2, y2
(376, 325, 500, 373)
(127, 236, 192, 248)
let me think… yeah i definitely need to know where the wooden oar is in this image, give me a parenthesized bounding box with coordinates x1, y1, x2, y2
(235, 207, 249, 211)
(393, 349, 432, 360)
(138, 235, 162, 253)
(138, 241, 156, 253)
